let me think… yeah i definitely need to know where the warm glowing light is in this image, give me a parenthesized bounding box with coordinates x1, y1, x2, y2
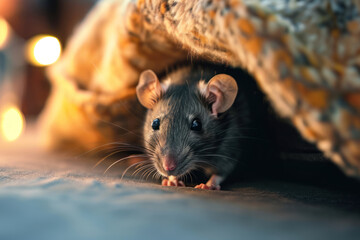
(1, 106, 25, 142)
(0, 17, 10, 49)
(26, 35, 61, 66)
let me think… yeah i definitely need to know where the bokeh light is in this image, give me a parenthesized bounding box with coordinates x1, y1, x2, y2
(1, 106, 25, 142)
(0, 17, 10, 49)
(26, 35, 61, 66)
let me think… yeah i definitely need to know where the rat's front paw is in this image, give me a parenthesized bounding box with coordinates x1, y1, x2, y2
(195, 175, 222, 190)
(162, 175, 185, 187)
(194, 183, 221, 190)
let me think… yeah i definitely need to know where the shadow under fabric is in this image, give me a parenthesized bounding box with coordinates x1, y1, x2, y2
(38, 0, 360, 179)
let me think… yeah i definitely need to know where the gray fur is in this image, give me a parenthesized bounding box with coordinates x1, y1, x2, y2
(141, 66, 251, 182)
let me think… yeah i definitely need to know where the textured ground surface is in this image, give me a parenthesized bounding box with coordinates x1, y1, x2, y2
(1, 127, 360, 240)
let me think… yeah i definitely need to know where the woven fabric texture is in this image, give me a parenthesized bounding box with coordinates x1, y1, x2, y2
(39, 0, 360, 178)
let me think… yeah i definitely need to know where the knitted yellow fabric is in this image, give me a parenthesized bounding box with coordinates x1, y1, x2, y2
(39, 0, 360, 177)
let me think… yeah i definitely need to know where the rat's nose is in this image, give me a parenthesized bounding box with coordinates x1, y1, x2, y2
(162, 155, 176, 171)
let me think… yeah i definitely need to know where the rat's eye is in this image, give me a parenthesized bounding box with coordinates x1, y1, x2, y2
(190, 118, 202, 131)
(152, 118, 160, 130)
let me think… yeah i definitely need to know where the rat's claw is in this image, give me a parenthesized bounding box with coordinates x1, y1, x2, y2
(195, 183, 221, 190)
(162, 176, 185, 187)
(161, 179, 168, 186)
(195, 183, 209, 189)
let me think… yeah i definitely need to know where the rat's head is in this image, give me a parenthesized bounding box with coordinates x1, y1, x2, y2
(136, 69, 238, 178)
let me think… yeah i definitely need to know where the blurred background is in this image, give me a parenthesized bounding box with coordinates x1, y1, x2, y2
(0, 0, 96, 143)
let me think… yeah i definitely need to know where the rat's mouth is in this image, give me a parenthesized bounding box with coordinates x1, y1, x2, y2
(152, 150, 194, 179)
(155, 161, 194, 180)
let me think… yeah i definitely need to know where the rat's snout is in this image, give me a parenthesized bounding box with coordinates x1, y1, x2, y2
(162, 154, 177, 172)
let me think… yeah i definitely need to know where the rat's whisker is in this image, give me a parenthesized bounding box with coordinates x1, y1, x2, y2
(194, 146, 219, 153)
(153, 171, 161, 181)
(93, 148, 144, 169)
(132, 162, 153, 177)
(78, 141, 148, 159)
(119, 160, 149, 180)
(193, 159, 218, 169)
(104, 154, 147, 174)
(145, 168, 157, 181)
(189, 171, 194, 184)
(140, 167, 153, 181)
(199, 154, 237, 165)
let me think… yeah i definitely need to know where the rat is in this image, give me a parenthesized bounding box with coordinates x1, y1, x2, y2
(136, 65, 254, 190)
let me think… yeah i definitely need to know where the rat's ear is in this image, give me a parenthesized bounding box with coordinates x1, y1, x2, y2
(201, 74, 238, 116)
(136, 70, 163, 109)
